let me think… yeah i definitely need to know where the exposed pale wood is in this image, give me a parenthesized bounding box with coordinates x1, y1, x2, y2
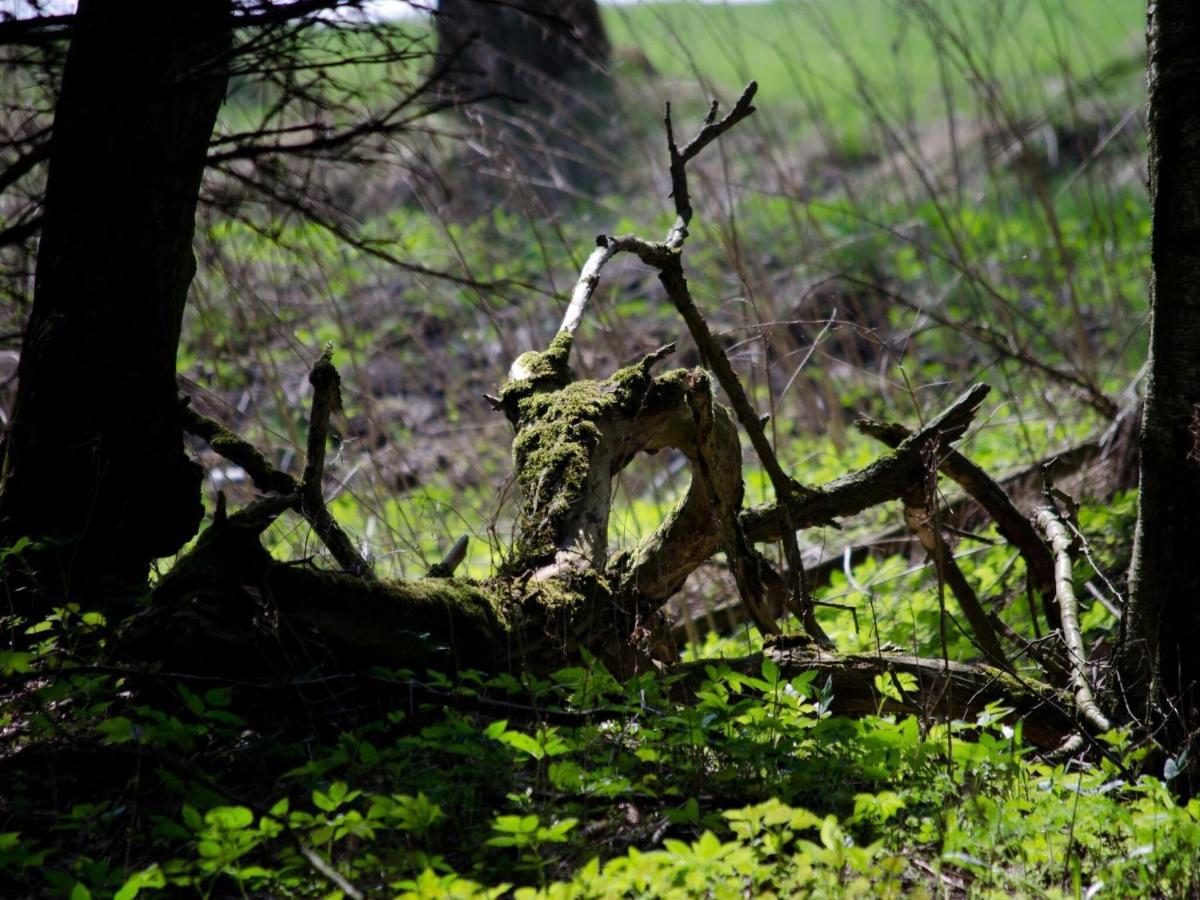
(1034, 506, 1113, 735)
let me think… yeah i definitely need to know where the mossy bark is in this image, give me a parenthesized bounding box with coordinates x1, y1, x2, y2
(152, 351, 993, 682)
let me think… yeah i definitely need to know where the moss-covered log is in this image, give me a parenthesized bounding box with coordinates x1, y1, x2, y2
(129, 86, 1068, 753)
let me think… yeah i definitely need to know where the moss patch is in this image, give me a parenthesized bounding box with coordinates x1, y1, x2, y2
(499, 348, 668, 569)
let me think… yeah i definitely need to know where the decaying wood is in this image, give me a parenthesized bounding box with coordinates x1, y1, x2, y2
(181, 403, 299, 497)
(148, 83, 1098, 754)
(181, 348, 371, 579)
(671, 422, 1125, 649)
(301, 347, 372, 577)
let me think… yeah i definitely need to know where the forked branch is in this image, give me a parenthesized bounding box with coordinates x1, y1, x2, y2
(181, 347, 371, 577)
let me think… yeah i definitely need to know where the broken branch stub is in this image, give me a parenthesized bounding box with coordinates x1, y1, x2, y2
(301, 346, 372, 578)
(181, 347, 371, 578)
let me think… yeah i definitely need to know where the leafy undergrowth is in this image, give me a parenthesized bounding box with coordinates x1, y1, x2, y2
(2, 601, 1198, 899)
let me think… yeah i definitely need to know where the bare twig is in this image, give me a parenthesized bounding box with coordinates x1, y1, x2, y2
(534, 83, 826, 640)
(657, 83, 825, 641)
(665, 81, 759, 248)
(181, 354, 370, 578)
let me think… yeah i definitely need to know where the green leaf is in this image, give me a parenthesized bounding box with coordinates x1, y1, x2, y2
(761, 657, 780, 685)
(96, 717, 135, 745)
(205, 806, 254, 830)
(114, 864, 165, 900)
(498, 730, 544, 760)
(491, 814, 538, 834)
(537, 818, 578, 842)
(181, 805, 203, 831)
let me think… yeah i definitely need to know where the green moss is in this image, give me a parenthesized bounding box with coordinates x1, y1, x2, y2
(395, 576, 511, 633)
(501, 331, 576, 413)
(501, 350, 675, 569)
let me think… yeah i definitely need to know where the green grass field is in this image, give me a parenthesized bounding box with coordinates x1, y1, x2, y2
(605, 0, 1144, 133)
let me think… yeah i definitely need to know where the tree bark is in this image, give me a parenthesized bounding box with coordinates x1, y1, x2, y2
(0, 0, 232, 605)
(434, 0, 613, 199)
(1122, 0, 1200, 764)
(435, 0, 609, 107)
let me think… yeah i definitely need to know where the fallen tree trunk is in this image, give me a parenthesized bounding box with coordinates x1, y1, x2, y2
(120, 83, 1100, 760)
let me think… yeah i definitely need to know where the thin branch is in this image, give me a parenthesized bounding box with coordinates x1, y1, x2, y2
(686, 373, 780, 635)
(0, 138, 49, 194)
(643, 83, 825, 640)
(180, 400, 300, 497)
(673, 647, 1082, 753)
(665, 80, 758, 247)
(208, 165, 531, 294)
(901, 481, 1011, 670)
(839, 274, 1117, 419)
(0, 212, 43, 248)
(557, 235, 619, 338)
(0, 12, 73, 47)
(742, 384, 991, 540)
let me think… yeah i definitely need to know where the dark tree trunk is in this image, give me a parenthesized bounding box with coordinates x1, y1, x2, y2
(0, 0, 232, 605)
(434, 0, 612, 200)
(435, 0, 609, 107)
(1122, 0, 1200, 773)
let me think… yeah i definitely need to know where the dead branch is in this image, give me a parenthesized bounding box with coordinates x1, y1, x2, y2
(901, 481, 1010, 669)
(665, 81, 760, 247)
(675, 647, 1078, 751)
(597, 83, 825, 640)
(181, 348, 371, 578)
(429, 535, 470, 578)
(1033, 506, 1112, 734)
(557, 236, 620, 338)
(181, 402, 299, 496)
(857, 415, 1060, 632)
(741, 384, 991, 542)
(685, 373, 780, 635)
(300, 346, 371, 577)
